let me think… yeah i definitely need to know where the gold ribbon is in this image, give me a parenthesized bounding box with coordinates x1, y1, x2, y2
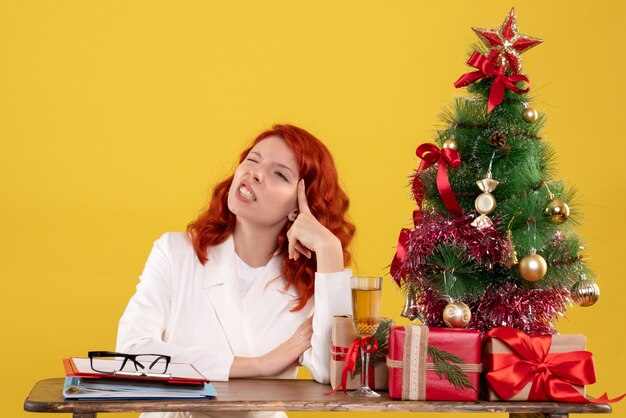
(402, 325, 428, 400)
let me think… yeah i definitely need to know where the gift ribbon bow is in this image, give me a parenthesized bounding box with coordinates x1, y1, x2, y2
(325, 337, 378, 395)
(485, 327, 625, 404)
(454, 51, 530, 113)
(416, 143, 462, 217)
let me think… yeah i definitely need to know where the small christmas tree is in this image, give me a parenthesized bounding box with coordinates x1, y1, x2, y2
(391, 8, 600, 334)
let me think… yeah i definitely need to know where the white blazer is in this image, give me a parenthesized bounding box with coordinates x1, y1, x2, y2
(116, 232, 351, 386)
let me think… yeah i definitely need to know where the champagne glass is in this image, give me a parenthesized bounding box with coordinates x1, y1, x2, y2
(348, 276, 382, 397)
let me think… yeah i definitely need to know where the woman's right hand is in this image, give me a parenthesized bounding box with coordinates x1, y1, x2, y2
(286, 180, 344, 273)
(229, 317, 313, 378)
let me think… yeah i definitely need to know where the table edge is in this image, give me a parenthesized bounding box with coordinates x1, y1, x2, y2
(23, 378, 614, 414)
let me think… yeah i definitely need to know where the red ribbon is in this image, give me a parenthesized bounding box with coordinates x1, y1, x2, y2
(390, 211, 424, 284)
(367, 364, 377, 388)
(416, 143, 462, 217)
(454, 52, 530, 113)
(331, 344, 349, 361)
(390, 228, 410, 285)
(485, 327, 625, 404)
(325, 337, 378, 395)
(412, 171, 425, 210)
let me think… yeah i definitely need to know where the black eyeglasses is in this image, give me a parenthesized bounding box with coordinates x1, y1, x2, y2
(88, 351, 172, 377)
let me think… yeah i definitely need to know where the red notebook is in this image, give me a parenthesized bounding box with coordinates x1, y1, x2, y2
(63, 357, 210, 385)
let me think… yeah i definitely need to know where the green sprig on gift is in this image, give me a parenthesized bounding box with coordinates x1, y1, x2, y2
(352, 318, 393, 376)
(427, 345, 476, 391)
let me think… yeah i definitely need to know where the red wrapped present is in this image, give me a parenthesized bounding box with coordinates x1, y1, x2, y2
(329, 316, 390, 391)
(483, 326, 626, 404)
(386, 325, 482, 400)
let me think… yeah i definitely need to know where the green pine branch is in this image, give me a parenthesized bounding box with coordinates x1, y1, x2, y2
(427, 346, 476, 391)
(425, 244, 491, 298)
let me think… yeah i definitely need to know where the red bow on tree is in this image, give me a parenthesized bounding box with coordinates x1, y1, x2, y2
(414, 143, 462, 216)
(454, 52, 530, 113)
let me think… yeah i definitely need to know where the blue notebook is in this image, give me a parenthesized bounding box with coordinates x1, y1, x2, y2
(63, 377, 217, 399)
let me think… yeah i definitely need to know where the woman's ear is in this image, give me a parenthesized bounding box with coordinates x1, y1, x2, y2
(288, 210, 299, 222)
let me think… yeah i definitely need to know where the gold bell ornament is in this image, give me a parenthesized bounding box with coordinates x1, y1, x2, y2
(400, 286, 421, 321)
(571, 275, 600, 307)
(442, 300, 472, 328)
(503, 229, 519, 268)
(518, 249, 547, 282)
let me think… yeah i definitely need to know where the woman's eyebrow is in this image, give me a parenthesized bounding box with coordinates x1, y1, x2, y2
(276, 163, 296, 176)
(249, 151, 296, 176)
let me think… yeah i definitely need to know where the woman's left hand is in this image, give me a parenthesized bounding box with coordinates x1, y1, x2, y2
(286, 180, 344, 273)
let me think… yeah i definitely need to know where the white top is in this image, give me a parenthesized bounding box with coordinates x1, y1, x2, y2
(116, 232, 352, 418)
(235, 253, 265, 297)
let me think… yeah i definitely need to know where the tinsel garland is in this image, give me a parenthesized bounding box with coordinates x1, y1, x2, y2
(402, 210, 509, 282)
(397, 210, 571, 333)
(472, 282, 570, 334)
(416, 284, 570, 334)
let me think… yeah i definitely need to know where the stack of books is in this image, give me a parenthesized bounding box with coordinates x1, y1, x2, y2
(63, 357, 216, 399)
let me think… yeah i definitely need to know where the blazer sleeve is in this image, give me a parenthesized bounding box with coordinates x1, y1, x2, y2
(115, 233, 235, 381)
(300, 269, 351, 383)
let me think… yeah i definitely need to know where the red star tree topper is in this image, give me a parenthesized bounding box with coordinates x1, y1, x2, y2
(472, 8, 543, 74)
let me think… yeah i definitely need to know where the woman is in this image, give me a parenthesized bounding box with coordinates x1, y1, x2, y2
(116, 124, 355, 417)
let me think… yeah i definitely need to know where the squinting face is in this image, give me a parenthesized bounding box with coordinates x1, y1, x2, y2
(227, 135, 300, 229)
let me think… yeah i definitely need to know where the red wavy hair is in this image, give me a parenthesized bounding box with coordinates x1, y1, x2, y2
(187, 124, 355, 311)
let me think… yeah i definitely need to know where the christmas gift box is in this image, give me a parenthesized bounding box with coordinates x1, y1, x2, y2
(386, 325, 482, 401)
(329, 316, 391, 392)
(483, 326, 595, 402)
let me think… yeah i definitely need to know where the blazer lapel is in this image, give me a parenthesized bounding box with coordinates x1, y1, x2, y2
(242, 255, 300, 345)
(202, 236, 252, 356)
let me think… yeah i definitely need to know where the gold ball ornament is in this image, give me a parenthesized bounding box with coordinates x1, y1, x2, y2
(442, 301, 471, 328)
(518, 252, 548, 282)
(571, 281, 600, 307)
(442, 138, 458, 150)
(522, 107, 538, 123)
(545, 198, 570, 223)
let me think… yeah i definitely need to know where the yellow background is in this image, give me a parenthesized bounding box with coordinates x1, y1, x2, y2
(2, 1, 624, 418)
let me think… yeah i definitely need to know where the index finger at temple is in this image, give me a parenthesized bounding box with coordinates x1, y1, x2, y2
(298, 179, 311, 214)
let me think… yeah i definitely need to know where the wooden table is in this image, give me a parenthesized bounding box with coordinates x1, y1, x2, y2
(24, 378, 612, 418)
